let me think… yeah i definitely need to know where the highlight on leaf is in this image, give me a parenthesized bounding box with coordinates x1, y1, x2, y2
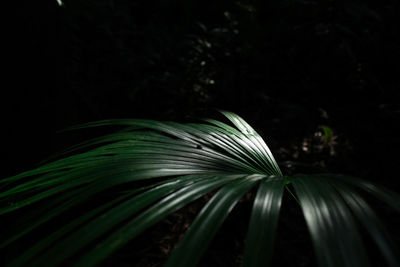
(0, 111, 399, 267)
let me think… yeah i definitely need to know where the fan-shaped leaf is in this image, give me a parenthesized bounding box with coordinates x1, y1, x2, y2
(1, 112, 399, 267)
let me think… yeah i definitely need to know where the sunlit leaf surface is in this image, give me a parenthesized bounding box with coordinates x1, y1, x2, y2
(0, 112, 399, 267)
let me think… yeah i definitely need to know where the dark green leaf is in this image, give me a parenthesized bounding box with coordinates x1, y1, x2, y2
(164, 174, 263, 267)
(73, 174, 246, 267)
(242, 176, 286, 267)
(292, 175, 370, 267)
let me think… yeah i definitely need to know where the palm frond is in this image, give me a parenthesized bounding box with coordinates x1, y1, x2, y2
(1, 112, 399, 267)
(292, 175, 370, 267)
(242, 176, 286, 267)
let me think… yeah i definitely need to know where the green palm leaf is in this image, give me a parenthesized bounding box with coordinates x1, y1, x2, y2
(164, 174, 264, 267)
(1, 112, 399, 267)
(242, 176, 286, 267)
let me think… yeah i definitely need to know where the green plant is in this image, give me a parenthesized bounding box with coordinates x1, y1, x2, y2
(1, 111, 399, 267)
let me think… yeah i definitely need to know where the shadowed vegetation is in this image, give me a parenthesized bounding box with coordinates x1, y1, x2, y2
(1, 112, 399, 266)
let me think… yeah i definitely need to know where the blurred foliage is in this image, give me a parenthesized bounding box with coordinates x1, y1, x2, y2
(6, 0, 400, 178)
(53, 0, 400, 117)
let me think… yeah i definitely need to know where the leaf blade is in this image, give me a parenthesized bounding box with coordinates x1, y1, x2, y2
(164, 174, 264, 267)
(242, 176, 286, 267)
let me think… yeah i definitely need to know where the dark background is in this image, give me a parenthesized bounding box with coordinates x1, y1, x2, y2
(3, 0, 400, 266)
